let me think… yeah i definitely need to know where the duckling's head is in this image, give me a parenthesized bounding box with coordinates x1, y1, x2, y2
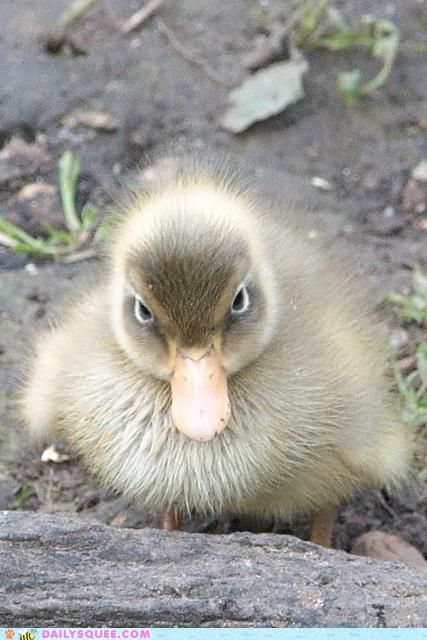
(110, 178, 278, 442)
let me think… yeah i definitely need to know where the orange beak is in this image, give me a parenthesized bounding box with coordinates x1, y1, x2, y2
(171, 346, 230, 442)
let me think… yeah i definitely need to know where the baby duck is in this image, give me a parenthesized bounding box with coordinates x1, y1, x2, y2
(21, 160, 411, 546)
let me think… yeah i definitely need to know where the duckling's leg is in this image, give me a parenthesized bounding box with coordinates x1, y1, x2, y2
(162, 510, 181, 531)
(309, 505, 336, 547)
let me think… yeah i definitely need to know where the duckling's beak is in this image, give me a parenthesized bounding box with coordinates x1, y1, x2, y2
(171, 345, 230, 442)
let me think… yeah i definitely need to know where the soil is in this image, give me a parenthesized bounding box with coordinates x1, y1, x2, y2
(0, 0, 426, 561)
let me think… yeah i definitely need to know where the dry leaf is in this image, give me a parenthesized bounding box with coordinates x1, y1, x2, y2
(220, 53, 308, 133)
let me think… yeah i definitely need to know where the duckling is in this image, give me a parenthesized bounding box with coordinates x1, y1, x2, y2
(21, 159, 411, 547)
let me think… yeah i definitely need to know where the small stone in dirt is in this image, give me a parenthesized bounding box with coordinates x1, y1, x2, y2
(402, 177, 427, 214)
(398, 354, 416, 374)
(63, 110, 119, 133)
(0, 137, 52, 188)
(411, 160, 427, 183)
(311, 176, 332, 192)
(389, 328, 409, 355)
(41, 27, 88, 56)
(109, 512, 128, 528)
(25, 263, 39, 276)
(383, 205, 395, 218)
(351, 531, 427, 572)
(9, 182, 64, 236)
(41, 445, 71, 464)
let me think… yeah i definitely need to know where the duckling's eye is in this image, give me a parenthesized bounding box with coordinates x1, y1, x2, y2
(134, 295, 154, 325)
(231, 284, 250, 316)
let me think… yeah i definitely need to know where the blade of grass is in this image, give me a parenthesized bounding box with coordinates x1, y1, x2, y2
(79, 202, 98, 231)
(0, 218, 44, 245)
(59, 150, 82, 232)
(59, 0, 97, 28)
(0, 219, 62, 256)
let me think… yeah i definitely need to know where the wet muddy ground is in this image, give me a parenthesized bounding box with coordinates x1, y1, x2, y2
(0, 1, 426, 558)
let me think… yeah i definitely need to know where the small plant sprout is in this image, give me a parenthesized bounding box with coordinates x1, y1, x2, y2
(387, 267, 427, 429)
(386, 267, 427, 327)
(0, 150, 101, 261)
(295, 6, 400, 103)
(337, 19, 400, 104)
(394, 344, 427, 428)
(13, 485, 37, 509)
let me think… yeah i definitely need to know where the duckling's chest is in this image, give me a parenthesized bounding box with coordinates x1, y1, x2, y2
(71, 345, 346, 516)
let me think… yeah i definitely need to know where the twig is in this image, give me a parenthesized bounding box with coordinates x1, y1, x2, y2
(155, 16, 235, 87)
(57, 247, 98, 263)
(243, 4, 303, 70)
(122, 0, 165, 34)
(377, 491, 398, 520)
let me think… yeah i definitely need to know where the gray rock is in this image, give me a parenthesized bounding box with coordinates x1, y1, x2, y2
(0, 511, 426, 627)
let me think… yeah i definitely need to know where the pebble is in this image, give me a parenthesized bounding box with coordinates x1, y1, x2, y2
(311, 176, 332, 191)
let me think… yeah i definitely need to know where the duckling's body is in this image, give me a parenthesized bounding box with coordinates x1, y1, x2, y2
(21, 162, 410, 543)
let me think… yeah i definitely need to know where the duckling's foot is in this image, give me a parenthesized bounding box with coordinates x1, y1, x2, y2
(162, 510, 181, 531)
(309, 505, 336, 547)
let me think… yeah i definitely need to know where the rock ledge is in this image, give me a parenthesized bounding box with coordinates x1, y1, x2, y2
(0, 512, 426, 627)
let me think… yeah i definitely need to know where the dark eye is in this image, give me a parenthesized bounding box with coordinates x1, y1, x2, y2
(231, 284, 250, 316)
(134, 295, 154, 325)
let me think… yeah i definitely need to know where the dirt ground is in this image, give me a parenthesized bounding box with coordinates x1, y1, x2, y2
(0, 0, 426, 559)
